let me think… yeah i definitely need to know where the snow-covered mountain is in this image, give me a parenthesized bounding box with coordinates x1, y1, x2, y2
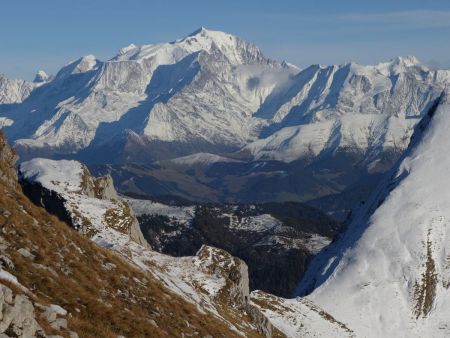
(244, 57, 449, 170)
(0, 74, 36, 105)
(0, 28, 295, 162)
(292, 90, 450, 336)
(1, 29, 448, 170)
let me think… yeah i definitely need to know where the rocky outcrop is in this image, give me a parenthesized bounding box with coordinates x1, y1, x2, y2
(0, 284, 45, 338)
(195, 245, 275, 337)
(196, 245, 250, 308)
(0, 131, 18, 188)
(79, 166, 118, 200)
(246, 304, 275, 338)
(80, 164, 147, 245)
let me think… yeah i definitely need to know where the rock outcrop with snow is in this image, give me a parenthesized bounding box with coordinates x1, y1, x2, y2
(19, 158, 147, 246)
(17, 157, 283, 336)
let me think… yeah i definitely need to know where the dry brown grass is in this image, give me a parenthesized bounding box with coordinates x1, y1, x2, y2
(0, 178, 263, 337)
(414, 231, 437, 318)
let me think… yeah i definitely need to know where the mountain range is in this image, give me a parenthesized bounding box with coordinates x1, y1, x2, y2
(1, 28, 449, 220)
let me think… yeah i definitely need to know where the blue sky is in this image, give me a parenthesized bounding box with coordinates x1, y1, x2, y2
(2, 0, 450, 80)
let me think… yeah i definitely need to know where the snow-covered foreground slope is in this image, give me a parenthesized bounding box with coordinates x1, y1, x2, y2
(293, 90, 450, 337)
(250, 291, 354, 338)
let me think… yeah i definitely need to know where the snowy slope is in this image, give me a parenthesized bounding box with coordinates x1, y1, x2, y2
(294, 90, 450, 337)
(0, 74, 36, 105)
(251, 291, 354, 337)
(126, 197, 195, 223)
(244, 58, 450, 169)
(245, 113, 416, 165)
(158, 152, 242, 167)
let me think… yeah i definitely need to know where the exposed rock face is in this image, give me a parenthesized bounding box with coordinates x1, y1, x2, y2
(194, 245, 275, 337)
(196, 245, 250, 308)
(0, 284, 45, 338)
(79, 166, 118, 200)
(19, 179, 74, 227)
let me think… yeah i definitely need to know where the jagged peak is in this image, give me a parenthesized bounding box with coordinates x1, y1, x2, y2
(391, 55, 422, 67)
(187, 26, 210, 36)
(75, 54, 98, 73)
(375, 55, 428, 75)
(56, 54, 99, 78)
(118, 43, 138, 56)
(185, 26, 233, 39)
(33, 70, 50, 83)
(281, 60, 300, 71)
